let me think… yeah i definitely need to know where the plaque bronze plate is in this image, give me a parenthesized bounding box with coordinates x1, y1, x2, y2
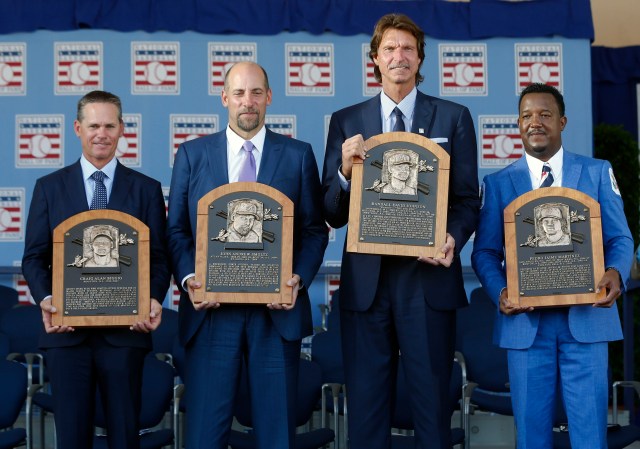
(347, 132, 450, 258)
(52, 210, 150, 327)
(194, 182, 294, 304)
(504, 187, 606, 307)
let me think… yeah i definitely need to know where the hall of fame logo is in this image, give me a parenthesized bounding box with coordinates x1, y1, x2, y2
(132, 42, 179, 94)
(162, 186, 170, 217)
(13, 261, 34, 305)
(266, 115, 296, 138)
(209, 42, 257, 95)
(116, 114, 141, 167)
(479, 115, 522, 168)
(54, 42, 102, 95)
(362, 44, 381, 97)
(0, 189, 24, 241)
(168, 277, 181, 310)
(286, 44, 334, 96)
(16, 115, 64, 168)
(439, 44, 487, 96)
(324, 114, 331, 153)
(170, 115, 218, 166)
(0, 43, 26, 95)
(324, 260, 341, 306)
(515, 43, 562, 94)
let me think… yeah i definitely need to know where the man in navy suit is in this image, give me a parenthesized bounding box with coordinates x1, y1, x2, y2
(22, 90, 170, 449)
(322, 14, 479, 449)
(166, 62, 328, 448)
(472, 83, 634, 448)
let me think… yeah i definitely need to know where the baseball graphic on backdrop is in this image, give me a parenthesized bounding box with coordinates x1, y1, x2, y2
(300, 63, 321, 86)
(30, 135, 52, 158)
(529, 62, 551, 83)
(69, 61, 91, 85)
(0, 208, 12, 231)
(0, 62, 14, 86)
(492, 135, 515, 158)
(453, 63, 475, 87)
(146, 61, 167, 85)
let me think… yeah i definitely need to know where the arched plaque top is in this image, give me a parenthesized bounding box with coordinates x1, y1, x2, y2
(53, 210, 150, 244)
(504, 187, 601, 223)
(362, 132, 451, 171)
(196, 182, 294, 217)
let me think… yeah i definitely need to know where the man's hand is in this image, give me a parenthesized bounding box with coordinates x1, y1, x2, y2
(40, 297, 74, 334)
(499, 288, 534, 316)
(186, 276, 221, 310)
(131, 298, 163, 333)
(268, 274, 301, 311)
(340, 134, 367, 180)
(418, 233, 455, 267)
(594, 268, 622, 308)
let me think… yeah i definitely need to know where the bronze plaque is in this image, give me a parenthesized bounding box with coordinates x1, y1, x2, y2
(504, 187, 606, 307)
(194, 182, 293, 304)
(347, 132, 450, 257)
(52, 210, 150, 327)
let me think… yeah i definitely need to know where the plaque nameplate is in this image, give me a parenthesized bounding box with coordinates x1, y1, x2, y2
(504, 187, 606, 307)
(194, 182, 293, 304)
(347, 132, 450, 258)
(52, 210, 150, 327)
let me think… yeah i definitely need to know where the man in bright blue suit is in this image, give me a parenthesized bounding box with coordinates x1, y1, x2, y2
(167, 61, 328, 449)
(22, 90, 170, 449)
(322, 14, 479, 449)
(472, 83, 634, 449)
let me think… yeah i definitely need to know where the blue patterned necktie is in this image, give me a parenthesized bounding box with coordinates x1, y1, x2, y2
(392, 107, 405, 132)
(539, 163, 554, 188)
(90, 171, 108, 209)
(238, 141, 256, 182)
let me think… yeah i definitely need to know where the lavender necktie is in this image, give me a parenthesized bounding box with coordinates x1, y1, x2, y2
(238, 141, 256, 182)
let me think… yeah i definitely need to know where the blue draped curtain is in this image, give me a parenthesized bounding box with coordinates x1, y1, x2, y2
(0, 0, 594, 39)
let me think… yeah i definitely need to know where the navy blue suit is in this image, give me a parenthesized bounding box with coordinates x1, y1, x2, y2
(322, 91, 479, 449)
(167, 128, 328, 448)
(22, 160, 170, 449)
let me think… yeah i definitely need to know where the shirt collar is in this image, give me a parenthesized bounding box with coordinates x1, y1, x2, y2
(380, 87, 417, 122)
(226, 125, 266, 156)
(80, 155, 117, 180)
(525, 146, 564, 182)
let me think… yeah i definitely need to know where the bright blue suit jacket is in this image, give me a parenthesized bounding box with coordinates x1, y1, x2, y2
(167, 128, 328, 345)
(322, 91, 480, 311)
(471, 151, 634, 349)
(22, 160, 171, 350)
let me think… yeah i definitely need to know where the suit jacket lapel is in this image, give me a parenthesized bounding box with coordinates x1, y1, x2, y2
(108, 161, 131, 210)
(206, 132, 230, 185)
(63, 161, 90, 215)
(362, 96, 383, 139)
(562, 151, 582, 189)
(257, 130, 283, 185)
(509, 156, 534, 196)
(411, 91, 434, 137)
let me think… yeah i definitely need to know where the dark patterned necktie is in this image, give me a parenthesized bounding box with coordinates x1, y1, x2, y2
(392, 107, 405, 132)
(540, 163, 554, 188)
(90, 171, 108, 209)
(238, 141, 256, 182)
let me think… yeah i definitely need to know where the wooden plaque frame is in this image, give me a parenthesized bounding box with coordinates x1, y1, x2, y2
(504, 187, 605, 307)
(347, 132, 450, 257)
(194, 182, 294, 304)
(52, 210, 150, 327)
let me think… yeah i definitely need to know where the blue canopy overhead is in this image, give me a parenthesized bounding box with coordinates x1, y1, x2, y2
(0, 0, 594, 40)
